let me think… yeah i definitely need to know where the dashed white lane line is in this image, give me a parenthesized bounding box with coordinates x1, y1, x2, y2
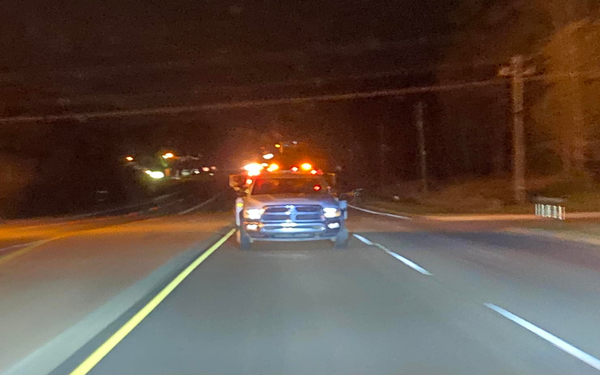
(353, 234, 374, 246)
(348, 205, 412, 220)
(484, 303, 600, 371)
(353, 233, 432, 276)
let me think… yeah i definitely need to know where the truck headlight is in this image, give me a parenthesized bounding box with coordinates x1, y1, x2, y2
(323, 207, 342, 218)
(244, 208, 264, 220)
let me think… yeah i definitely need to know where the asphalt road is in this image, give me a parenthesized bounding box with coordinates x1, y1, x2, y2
(0, 179, 232, 374)
(41, 205, 600, 375)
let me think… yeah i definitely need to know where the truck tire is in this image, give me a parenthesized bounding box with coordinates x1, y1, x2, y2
(334, 227, 349, 249)
(237, 228, 252, 250)
(237, 212, 252, 250)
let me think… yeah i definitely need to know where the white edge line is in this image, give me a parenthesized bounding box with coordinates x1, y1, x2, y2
(0, 241, 44, 253)
(484, 303, 600, 371)
(178, 194, 220, 215)
(353, 234, 374, 246)
(348, 204, 412, 220)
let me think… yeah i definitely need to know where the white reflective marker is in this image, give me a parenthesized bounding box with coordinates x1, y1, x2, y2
(353, 234, 374, 246)
(484, 303, 600, 371)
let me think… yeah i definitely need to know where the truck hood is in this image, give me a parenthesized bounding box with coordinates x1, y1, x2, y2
(246, 194, 338, 208)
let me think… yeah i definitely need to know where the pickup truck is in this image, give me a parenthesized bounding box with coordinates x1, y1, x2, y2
(232, 171, 349, 250)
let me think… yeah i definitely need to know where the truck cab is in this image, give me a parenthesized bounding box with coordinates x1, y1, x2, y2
(231, 166, 349, 250)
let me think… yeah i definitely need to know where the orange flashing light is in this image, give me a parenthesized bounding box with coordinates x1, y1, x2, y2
(300, 163, 312, 171)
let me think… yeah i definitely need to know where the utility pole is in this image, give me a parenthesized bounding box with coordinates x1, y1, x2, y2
(415, 101, 428, 194)
(378, 123, 386, 187)
(499, 55, 534, 204)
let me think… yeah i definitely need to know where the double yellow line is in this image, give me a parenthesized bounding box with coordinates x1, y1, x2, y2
(69, 228, 236, 375)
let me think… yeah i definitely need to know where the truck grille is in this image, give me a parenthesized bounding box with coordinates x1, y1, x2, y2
(262, 205, 323, 222)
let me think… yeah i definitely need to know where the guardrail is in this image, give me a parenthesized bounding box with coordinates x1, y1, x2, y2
(534, 197, 566, 221)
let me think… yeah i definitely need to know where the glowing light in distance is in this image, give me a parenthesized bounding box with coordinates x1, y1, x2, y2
(202, 167, 210, 172)
(162, 152, 174, 159)
(275, 144, 281, 148)
(261, 163, 269, 167)
(301, 163, 312, 171)
(291, 166, 299, 172)
(310, 169, 317, 175)
(267, 163, 279, 172)
(145, 170, 165, 179)
(263, 153, 274, 160)
(125, 156, 134, 162)
(313, 185, 322, 191)
(246, 178, 253, 185)
(244, 163, 263, 177)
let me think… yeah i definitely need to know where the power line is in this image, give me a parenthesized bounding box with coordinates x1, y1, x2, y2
(31, 59, 507, 103)
(0, 78, 507, 124)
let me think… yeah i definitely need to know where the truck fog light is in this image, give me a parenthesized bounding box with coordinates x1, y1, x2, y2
(327, 222, 340, 229)
(246, 224, 259, 231)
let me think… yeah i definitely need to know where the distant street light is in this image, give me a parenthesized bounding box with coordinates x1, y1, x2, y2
(125, 156, 134, 162)
(162, 152, 175, 159)
(263, 153, 275, 160)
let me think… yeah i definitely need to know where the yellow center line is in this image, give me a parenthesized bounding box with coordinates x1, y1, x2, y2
(69, 228, 236, 375)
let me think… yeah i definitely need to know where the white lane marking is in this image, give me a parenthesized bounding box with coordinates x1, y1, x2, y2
(484, 303, 600, 371)
(0, 241, 42, 253)
(354, 233, 432, 276)
(348, 204, 412, 220)
(178, 194, 220, 215)
(353, 233, 374, 246)
(378, 244, 433, 276)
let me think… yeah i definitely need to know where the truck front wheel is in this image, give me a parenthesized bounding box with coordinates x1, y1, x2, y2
(334, 227, 349, 249)
(237, 228, 252, 250)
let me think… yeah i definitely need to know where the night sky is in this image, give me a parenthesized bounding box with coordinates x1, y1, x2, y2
(0, 0, 466, 216)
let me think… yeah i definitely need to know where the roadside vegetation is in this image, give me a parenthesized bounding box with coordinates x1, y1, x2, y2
(358, 175, 600, 215)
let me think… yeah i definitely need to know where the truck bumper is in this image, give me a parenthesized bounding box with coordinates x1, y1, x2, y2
(242, 220, 343, 242)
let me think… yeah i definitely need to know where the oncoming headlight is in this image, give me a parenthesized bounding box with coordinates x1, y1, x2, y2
(244, 208, 265, 220)
(323, 207, 342, 218)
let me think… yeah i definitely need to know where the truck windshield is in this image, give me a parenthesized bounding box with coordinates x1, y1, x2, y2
(252, 177, 328, 195)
